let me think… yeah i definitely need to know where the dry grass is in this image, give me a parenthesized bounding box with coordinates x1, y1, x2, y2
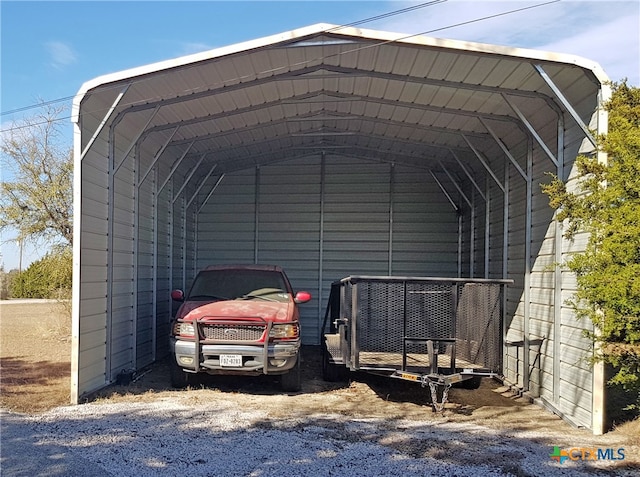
(0, 301, 71, 412)
(616, 418, 640, 447)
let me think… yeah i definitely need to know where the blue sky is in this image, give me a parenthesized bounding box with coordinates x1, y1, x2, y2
(1, 0, 639, 270)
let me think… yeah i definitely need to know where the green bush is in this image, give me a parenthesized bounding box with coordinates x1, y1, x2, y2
(10, 247, 72, 299)
(542, 80, 640, 410)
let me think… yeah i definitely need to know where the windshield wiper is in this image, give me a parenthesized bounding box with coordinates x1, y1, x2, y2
(240, 293, 279, 302)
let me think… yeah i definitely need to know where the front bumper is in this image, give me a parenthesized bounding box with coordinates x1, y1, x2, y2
(171, 339, 300, 376)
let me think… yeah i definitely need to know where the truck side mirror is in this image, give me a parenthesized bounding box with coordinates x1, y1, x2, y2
(171, 289, 185, 302)
(294, 291, 312, 304)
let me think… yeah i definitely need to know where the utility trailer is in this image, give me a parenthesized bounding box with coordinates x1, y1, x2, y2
(321, 276, 513, 410)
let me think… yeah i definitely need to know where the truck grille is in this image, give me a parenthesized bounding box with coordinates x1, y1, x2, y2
(201, 324, 265, 341)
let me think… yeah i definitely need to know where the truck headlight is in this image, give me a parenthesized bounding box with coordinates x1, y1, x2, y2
(173, 321, 195, 337)
(269, 323, 299, 340)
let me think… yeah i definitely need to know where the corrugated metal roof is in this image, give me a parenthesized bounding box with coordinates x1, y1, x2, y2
(73, 23, 606, 179)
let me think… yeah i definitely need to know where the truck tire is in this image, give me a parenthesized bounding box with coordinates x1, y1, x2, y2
(322, 345, 348, 382)
(169, 358, 193, 388)
(280, 356, 301, 392)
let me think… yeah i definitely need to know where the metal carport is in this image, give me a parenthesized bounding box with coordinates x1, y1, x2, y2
(71, 23, 610, 433)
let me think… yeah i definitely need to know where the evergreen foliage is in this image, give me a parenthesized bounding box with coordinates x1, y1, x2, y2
(10, 246, 72, 299)
(542, 80, 640, 408)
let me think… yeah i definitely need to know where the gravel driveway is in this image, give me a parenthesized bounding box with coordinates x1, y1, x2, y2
(1, 347, 637, 476)
(2, 394, 636, 477)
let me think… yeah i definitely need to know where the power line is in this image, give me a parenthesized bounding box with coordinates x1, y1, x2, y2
(421, 0, 560, 35)
(0, 0, 560, 134)
(1, 95, 79, 117)
(327, 0, 447, 30)
(0, 1, 446, 119)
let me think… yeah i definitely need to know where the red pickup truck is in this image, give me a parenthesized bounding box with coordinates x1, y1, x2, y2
(170, 264, 311, 391)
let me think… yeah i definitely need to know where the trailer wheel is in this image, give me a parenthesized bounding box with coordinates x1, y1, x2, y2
(281, 355, 302, 392)
(322, 345, 348, 382)
(457, 375, 482, 390)
(169, 358, 193, 388)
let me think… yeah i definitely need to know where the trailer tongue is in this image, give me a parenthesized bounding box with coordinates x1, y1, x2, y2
(321, 275, 513, 411)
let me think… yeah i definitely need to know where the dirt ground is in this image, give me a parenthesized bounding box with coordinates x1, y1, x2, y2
(0, 301, 71, 412)
(1, 300, 639, 472)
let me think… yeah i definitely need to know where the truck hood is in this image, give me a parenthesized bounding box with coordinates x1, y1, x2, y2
(178, 299, 293, 322)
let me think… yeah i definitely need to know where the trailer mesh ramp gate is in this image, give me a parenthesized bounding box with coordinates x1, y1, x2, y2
(321, 276, 511, 411)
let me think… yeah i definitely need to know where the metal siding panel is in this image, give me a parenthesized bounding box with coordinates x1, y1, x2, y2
(393, 167, 459, 276)
(259, 158, 322, 343)
(529, 317, 553, 341)
(559, 370, 593, 410)
(558, 395, 592, 429)
(198, 170, 256, 266)
(105, 147, 137, 380)
(79, 327, 107, 355)
(78, 145, 111, 399)
(323, 157, 390, 278)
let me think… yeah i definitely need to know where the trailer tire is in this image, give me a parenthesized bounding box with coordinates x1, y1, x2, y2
(281, 355, 302, 392)
(322, 346, 348, 382)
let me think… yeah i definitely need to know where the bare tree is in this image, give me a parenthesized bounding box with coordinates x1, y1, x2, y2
(1, 103, 73, 246)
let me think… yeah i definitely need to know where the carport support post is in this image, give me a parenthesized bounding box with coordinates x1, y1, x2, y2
(151, 168, 158, 361)
(470, 192, 475, 277)
(503, 161, 510, 376)
(318, 152, 326, 334)
(254, 166, 260, 264)
(388, 163, 395, 275)
(553, 116, 564, 406)
(523, 140, 533, 391)
(458, 214, 463, 278)
(181, 196, 187, 290)
(592, 85, 611, 435)
(485, 175, 490, 278)
(168, 177, 174, 319)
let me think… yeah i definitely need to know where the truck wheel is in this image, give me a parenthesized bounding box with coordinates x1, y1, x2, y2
(281, 356, 301, 392)
(169, 358, 192, 388)
(322, 345, 348, 382)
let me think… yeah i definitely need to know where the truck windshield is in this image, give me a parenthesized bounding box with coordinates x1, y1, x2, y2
(187, 269, 290, 303)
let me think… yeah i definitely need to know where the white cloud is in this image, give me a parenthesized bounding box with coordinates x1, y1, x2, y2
(45, 41, 77, 69)
(536, 13, 640, 83)
(375, 0, 639, 85)
(179, 42, 216, 56)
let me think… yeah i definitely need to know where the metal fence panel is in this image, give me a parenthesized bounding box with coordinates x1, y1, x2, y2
(329, 276, 507, 375)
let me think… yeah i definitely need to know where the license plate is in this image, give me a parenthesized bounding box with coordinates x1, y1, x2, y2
(220, 354, 242, 367)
